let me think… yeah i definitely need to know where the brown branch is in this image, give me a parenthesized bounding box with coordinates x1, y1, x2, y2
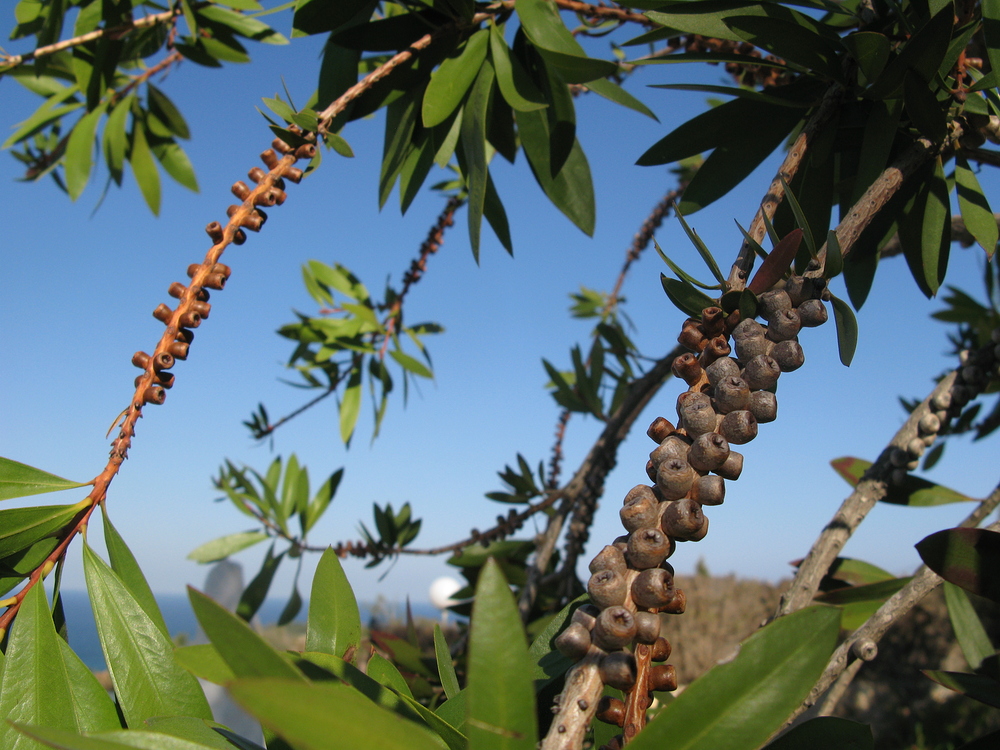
(0, 8, 180, 70)
(555, 0, 652, 25)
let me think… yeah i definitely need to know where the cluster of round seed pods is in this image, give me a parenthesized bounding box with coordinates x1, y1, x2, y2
(553, 276, 830, 748)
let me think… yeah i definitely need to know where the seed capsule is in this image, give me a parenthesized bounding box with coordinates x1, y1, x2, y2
(719, 410, 758, 445)
(260, 149, 279, 168)
(749, 390, 777, 423)
(588, 569, 629, 609)
(701, 306, 726, 337)
(572, 604, 600, 630)
(284, 166, 304, 183)
(705, 357, 741, 386)
(688, 432, 730, 472)
(692, 475, 725, 505)
(765, 309, 802, 342)
(178, 311, 202, 328)
(650, 636, 672, 661)
(627, 527, 674, 570)
(248, 166, 266, 183)
(152, 304, 172, 323)
(650, 434, 691, 466)
(232, 229, 247, 245)
(590, 545, 628, 576)
(621, 486, 661, 533)
(271, 138, 293, 154)
(633, 611, 662, 643)
(713, 376, 750, 414)
(656, 458, 696, 500)
(662, 588, 686, 615)
(757, 289, 792, 322)
(650, 664, 678, 692)
(734, 332, 771, 362)
(142, 385, 165, 405)
(168, 282, 187, 299)
(131, 351, 150, 369)
(593, 606, 637, 650)
(660, 499, 705, 540)
(555, 622, 593, 660)
(784, 275, 814, 306)
(672, 353, 705, 385)
(599, 651, 638, 691)
(231, 181, 252, 200)
(715, 450, 744, 480)
(906, 437, 926, 458)
(631, 568, 675, 609)
(205, 222, 224, 243)
(742, 355, 781, 390)
(677, 391, 717, 437)
(647, 416, 675, 443)
(152, 352, 174, 372)
(918, 413, 940, 435)
(771, 340, 805, 372)
(678, 319, 707, 351)
(701, 335, 732, 364)
(596, 697, 625, 727)
(797, 299, 828, 327)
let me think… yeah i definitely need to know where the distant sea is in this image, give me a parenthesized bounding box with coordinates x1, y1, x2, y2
(59, 590, 443, 671)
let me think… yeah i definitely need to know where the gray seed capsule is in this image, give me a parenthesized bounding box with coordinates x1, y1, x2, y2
(555, 622, 593, 659)
(797, 298, 828, 327)
(743, 355, 781, 390)
(588, 569, 629, 609)
(599, 651, 638, 691)
(660, 498, 705, 540)
(713, 376, 751, 414)
(757, 289, 792, 322)
(693, 474, 726, 505)
(620, 487, 661, 532)
(715, 450, 744, 480)
(771, 340, 805, 373)
(749, 390, 777, 423)
(631, 567, 675, 609)
(688, 432, 731, 472)
(705, 357, 741, 386)
(765, 309, 802, 342)
(627, 527, 674, 569)
(589, 545, 628, 576)
(593, 606, 637, 650)
(720, 410, 758, 444)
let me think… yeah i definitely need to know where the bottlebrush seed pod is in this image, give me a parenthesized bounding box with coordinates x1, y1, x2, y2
(154, 371, 175, 389)
(265, 188, 287, 206)
(662, 560, 675, 577)
(203, 273, 227, 290)
(656, 458, 696, 501)
(193, 286, 210, 302)
(784, 275, 814, 306)
(692, 475, 725, 505)
(231, 181, 252, 200)
(918, 413, 941, 435)
(907, 437, 926, 458)
(771, 340, 805, 373)
(645, 460, 657, 482)
(611, 535, 629, 553)
(142, 385, 166, 405)
(627, 527, 673, 570)
(720, 410, 758, 445)
(660, 498, 704, 540)
(593, 606, 637, 650)
(178, 311, 202, 329)
(647, 416, 675, 443)
(601, 736, 624, 750)
(260, 149, 279, 168)
(133, 374, 144, 388)
(749, 390, 778, 423)
(633, 611, 662, 644)
(596, 697, 626, 727)
(588, 569, 629, 609)
(152, 304, 173, 323)
(678, 323, 707, 351)
(889, 447, 909, 467)
(931, 391, 952, 411)
(671, 353, 705, 385)
(621, 487, 660, 533)
(662, 588, 686, 615)
(168, 282, 187, 299)
(677, 392, 717, 437)
(706, 356, 741, 386)
(757, 289, 792, 322)
(555, 622, 593, 660)
(686, 514, 709, 541)
(650, 435, 691, 466)
(247, 166, 266, 183)
(650, 664, 678, 692)
(765, 309, 802, 342)
(239, 210, 265, 231)
(732, 318, 766, 342)
(961, 365, 985, 384)
(715, 450, 744, 480)
(713, 376, 750, 414)
(187, 264, 203, 278)
(701, 306, 725, 337)
(572, 604, 600, 630)
(651, 636, 671, 662)
(176, 328, 194, 344)
(688, 432, 730, 472)
(271, 138, 293, 154)
(797, 299, 828, 327)
(226, 204, 241, 218)
(631, 568, 675, 609)
(233, 229, 247, 245)
(205, 222, 224, 243)
(702, 336, 732, 364)
(590, 545, 628, 576)
(599, 651, 638, 692)
(131, 351, 150, 369)
(152, 352, 174, 372)
(189, 301, 211, 318)
(734, 332, 771, 362)
(296, 143, 317, 159)
(742, 355, 781, 390)
(284, 166, 304, 183)
(212, 263, 232, 279)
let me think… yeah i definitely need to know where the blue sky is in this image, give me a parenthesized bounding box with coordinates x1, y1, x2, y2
(1, 9, 998, 610)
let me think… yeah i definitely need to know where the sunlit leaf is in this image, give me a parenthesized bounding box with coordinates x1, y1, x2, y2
(0, 456, 88, 501)
(306, 547, 362, 659)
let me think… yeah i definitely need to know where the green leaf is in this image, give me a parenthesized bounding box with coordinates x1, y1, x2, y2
(516, 0, 616, 83)
(293, 0, 373, 36)
(172, 644, 235, 685)
(423, 30, 489, 128)
(9, 726, 238, 749)
(83, 541, 211, 726)
(830, 456, 973, 506)
(916, 156, 951, 296)
(129, 123, 161, 215)
(843, 32, 891, 85)
(763, 716, 873, 750)
(197, 5, 287, 44)
(467, 559, 537, 750)
(829, 294, 857, 366)
(187, 530, 267, 563)
(277, 584, 303, 626)
(814, 577, 910, 605)
(489, 24, 546, 111)
(306, 547, 362, 659)
(187, 586, 305, 680)
(722, 15, 843, 81)
(103, 95, 133, 184)
(236, 543, 284, 621)
(984, 0, 1000, 94)
(340, 366, 362, 444)
(366, 651, 413, 697)
(515, 107, 595, 235)
(459, 58, 495, 260)
(2, 98, 84, 150)
(227, 678, 445, 750)
(0, 583, 119, 750)
(0, 456, 87, 501)
(673, 206, 725, 283)
(64, 104, 105, 200)
(434, 624, 460, 700)
(101, 511, 170, 639)
(955, 156, 998, 258)
(390, 349, 433, 378)
(824, 229, 843, 279)
(151, 141, 199, 193)
(922, 670, 1000, 708)
(866, 3, 954, 99)
(147, 85, 190, 139)
(585, 77, 656, 119)
(944, 582, 994, 671)
(661, 274, 717, 318)
(917, 528, 1000, 604)
(821, 558, 895, 588)
(628, 606, 840, 750)
(483, 172, 513, 254)
(0, 503, 83, 558)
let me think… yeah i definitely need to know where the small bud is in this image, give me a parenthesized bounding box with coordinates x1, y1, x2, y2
(715, 450, 744, 480)
(713, 376, 750, 414)
(593, 606, 637, 650)
(649, 664, 678, 692)
(719, 410, 758, 445)
(771, 340, 805, 373)
(588, 569, 629, 608)
(742, 355, 781, 390)
(621, 486, 661, 533)
(631, 567, 675, 609)
(231, 181, 252, 200)
(650, 636, 672, 661)
(748, 390, 777, 423)
(590, 545, 628, 576)
(656, 458, 695, 501)
(692, 474, 725, 506)
(765, 309, 802, 342)
(131, 351, 150, 369)
(599, 651, 638, 691)
(152, 352, 174, 372)
(596, 696, 626, 727)
(797, 299, 828, 327)
(647, 416, 675, 443)
(705, 357, 741, 386)
(660, 498, 704, 540)
(627, 527, 674, 570)
(633, 611, 662, 643)
(688, 432, 730, 472)
(152, 304, 172, 323)
(757, 289, 792, 322)
(555, 622, 593, 660)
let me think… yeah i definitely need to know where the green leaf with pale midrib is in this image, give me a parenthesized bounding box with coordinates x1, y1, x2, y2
(0, 456, 88, 501)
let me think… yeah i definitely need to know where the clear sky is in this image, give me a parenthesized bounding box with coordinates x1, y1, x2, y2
(1, 8, 998, 611)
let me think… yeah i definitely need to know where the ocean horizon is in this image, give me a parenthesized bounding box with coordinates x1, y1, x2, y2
(58, 589, 444, 671)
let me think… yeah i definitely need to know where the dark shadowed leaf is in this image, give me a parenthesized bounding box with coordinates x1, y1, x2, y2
(830, 294, 857, 366)
(955, 156, 998, 258)
(917, 528, 1000, 603)
(944, 582, 994, 672)
(661, 275, 717, 318)
(830, 456, 972, 506)
(236, 543, 284, 621)
(490, 23, 546, 111)
(922, 670, 1000, 708)
(763, 716, 873, 750)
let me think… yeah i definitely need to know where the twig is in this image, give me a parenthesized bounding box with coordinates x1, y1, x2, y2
(543, 651, 606, 750)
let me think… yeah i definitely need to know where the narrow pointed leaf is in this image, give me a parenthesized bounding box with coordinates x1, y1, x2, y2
(944, 582, 994, 671)
(917, 528, 1000, 603)
(129, 123, 161, 215)
(922, 670, 1000, 708)
(460, 59, 495, 260)
(434, 624, 460, 699)
(747, 229, 802, 294)
(236, 544, 284, 621)
(778, 177, 816, 256)
(661, 275, 717, 318)
(490, 24, 546, 111)
(0, 456, 87, 501)
(187, 531, 268, 563)
(955, 156, 998, 258)
(830, 294, 857, 366)
(825, 230, 843, 278)
(763, 717, 873, 750)
(306, 547, 362, 659)
(673, 208, 725, 283)
(102, 511, 169, 639)
(423, 30, 489, 128)
(65, 104, 105, 200)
